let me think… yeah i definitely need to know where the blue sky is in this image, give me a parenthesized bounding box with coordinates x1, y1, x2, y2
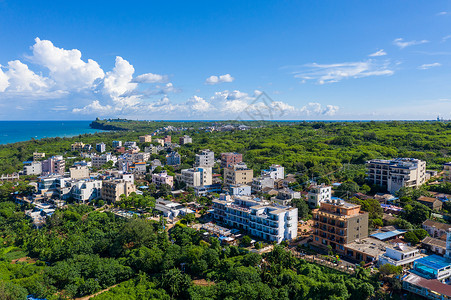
(0, 0, 450, 120)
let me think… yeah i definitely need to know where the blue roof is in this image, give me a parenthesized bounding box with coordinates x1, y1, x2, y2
(370, 230, 406, 240)
(415, 255, 451, 270)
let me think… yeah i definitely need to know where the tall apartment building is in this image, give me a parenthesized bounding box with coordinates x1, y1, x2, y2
(195, 149, 215, 168)
(42, 156, 65, 176)
(221, 152, 243, 168)
(154, 139, 165, 146)
(23, 161, 42, 175)
(224, 162, 253, 185)
(92, 153, 117, 168)
(164, 135, 171, 144)
(32, 152, 45, 161)
(213, 195, 298, 243)
(144, 145, 158, 154)
(124, 141, 137, 148)
(69, 165, 90, 179)
(101, 179, 136, 202)
(366, 158, 426, 193)
(59, 178, 102, 203)
(96, 143, 106, 153)
(261, 164, 285, 180)
(180, 167, 212, 188)
(166, 151, 181, 166)
(139, 135, 152, 143)
(312, 199, 369, 253)
(307, 184, 332, 208)
(112, 141, 122, 148)
(179, 135, 192, 145)
(444, 163, 451, 182)
(152, 171, 174, 188)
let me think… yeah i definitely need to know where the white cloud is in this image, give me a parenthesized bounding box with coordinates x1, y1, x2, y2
(369, 49, 387, 57)
(72, 100, 114, 115)
(300, 102, 339, 116)
(133, 73, 168, 83)
(205, 73, 235, 85)
(442, 35, 451, 42)
(5, 60, 51, 92)
(437, 11, 448, 16)
(0, 65, 9, 92)
(30, 38, 104, 90)
(294, 60, 394, 84)
(393, 38, 429, 49)
(418, 62, 441, 70)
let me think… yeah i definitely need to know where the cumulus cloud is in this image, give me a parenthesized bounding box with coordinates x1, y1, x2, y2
(0, 38, 339, 119)
(293, 60, 394, 84)
(369, 49, 387, 57)
(418, 62, 441, 70)
(133, 73, 168, 83)
(30, 38, 104, 90)
(437, 11, 448, 16)
(205, 74, 234, 85)
(393, 38, 429, 49)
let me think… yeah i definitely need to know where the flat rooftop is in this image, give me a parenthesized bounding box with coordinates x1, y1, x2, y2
(370, 230, 406, 241)
(403, 272, 451, 297)
(345, 237, 387, 258)
(415, 255, 451, 270)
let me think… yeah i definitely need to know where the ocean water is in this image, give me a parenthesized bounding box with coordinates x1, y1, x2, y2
(0, 121, 105, 145)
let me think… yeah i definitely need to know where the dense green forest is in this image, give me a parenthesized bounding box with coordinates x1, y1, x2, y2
(1, 120, 450, 180)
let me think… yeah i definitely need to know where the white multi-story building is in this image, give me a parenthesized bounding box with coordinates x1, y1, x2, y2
(261, 164, 285, 180)
(180, 167, 212, 188)
(152, 171, 174, 188)
(112, 140, 122, 148)
(307, 184, 332, 208)
(195, 149, 215, 168)
(251, 176, 274, 194)
(213, 194, 298, 243)
(179, 135, 192, 145)
(23, 161, 42, 175)
(124, 141, 137, 148)
(378, 243, 422, 268)
(366, 158, 426, 193)
(92, 153, 117, 168)
(59, 178, 102, 203)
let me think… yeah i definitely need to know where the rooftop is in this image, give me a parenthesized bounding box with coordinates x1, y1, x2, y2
(417, 196, 439, 203)
(415, 255, 451, 270)
(403, 272, 451, 297)
(422, 236, 446, 249)
(423, 220, 451, 231)
(345, 237, 387, 258)
(370, 230, 406, 241)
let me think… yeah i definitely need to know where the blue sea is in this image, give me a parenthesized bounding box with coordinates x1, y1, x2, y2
(0, 121, 105, 145)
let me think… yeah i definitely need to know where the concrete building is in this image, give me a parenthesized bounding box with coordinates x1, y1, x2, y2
(152, 171, 174, 188)
(379, 243, 422, 268)
(101, 179, 136, 202)
(423, 220, 451, 238)
(139, 135, 152, 143)
(92, 153, 117, 168)
(307, 184, 332, 208)
(366, 158, 426, 193)
(164, 135, 171, 144)
(37, 175, 63, 198)
(229, 184, 252, 196)
(129, 162, 147, 175)
(69, 165, 90, 179)
(112, 140, 122, 148)
(71, 142, 85, 152)
(96, 142, 106, 153)
(312, 199, 369, 253)
(403, 254, 451, 299)
(23, 161, 42, 175)
(166, 151, 181, 166)
(221, 152, 243, 168)
(195, 149, 215, 168)
(418, 196, 443, 211)
(212, 194, 298, 243)
(124, 141, 137, 148)
(180, 167, 212, 188)
(59, 178, 102, 203)
(179, 135, 192, 145)
(155, 198, 194, 219)
(33, 152, 45, 161)
(42, 156, 65, 176)
(224, 162, 253, 186)
(272, 189, 301, 206)
(261, 164, 285, 180)
(154, 138, 165, 146)
(251, 176, 274, 194)
(144, 145, 158, 154)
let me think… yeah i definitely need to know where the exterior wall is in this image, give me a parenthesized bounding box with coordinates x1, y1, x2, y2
(152, 172, 174, 187)
(96, 143, 106, 153)
(69, 166, 90, 179)
(444, 163, 451, 182)
(92, 153, 117, 168)
(307, 185, 332, 208)
(166, 152, 181, 165)
(23, 162, 42, 175)
(101, 180, 136, 202)
(224, 166, 253, 185)
(221, 153, 243, 168)
(179, 135, 192, 145)
(33, 152, 45, 161)
(252, 177, 275, 193)
(139, 135, 152, 143)
(195, 150, 215, 168)
(112, 141, 122, 148)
